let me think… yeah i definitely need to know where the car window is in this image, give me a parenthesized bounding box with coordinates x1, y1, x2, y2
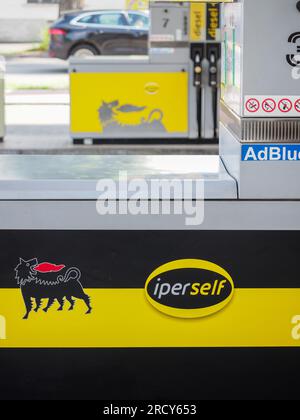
(77, 14, 97, 24)
(94, 13, 127, 26)
(127, 13, 149, 29)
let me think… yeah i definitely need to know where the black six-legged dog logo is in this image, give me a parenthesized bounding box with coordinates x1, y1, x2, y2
(15, 258, 92, 320)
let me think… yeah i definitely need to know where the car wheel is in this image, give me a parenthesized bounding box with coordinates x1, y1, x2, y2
(70, 45, 99, 58)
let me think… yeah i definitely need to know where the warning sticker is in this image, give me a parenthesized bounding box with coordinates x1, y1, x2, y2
(295, 99, 300, 113)
(245, 96, 300, 117)
(245, 98, 260, 113)
(278, 98, 293, 113)
(262, 98, 276, 113)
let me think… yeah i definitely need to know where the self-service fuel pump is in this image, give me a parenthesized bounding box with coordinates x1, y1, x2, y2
(190, 2, 222, 139)
(220, 0, 300, 199)
(69, 1, 222, 144)
(0, 0, 300, 401)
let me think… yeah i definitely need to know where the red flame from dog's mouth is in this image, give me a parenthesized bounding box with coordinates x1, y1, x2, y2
(34, 263, 65, 273)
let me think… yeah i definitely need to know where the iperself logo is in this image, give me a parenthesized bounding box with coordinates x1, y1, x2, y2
(145, 259, 234, 319)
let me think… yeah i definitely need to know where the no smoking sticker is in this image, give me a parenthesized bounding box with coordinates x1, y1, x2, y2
(278, 99, 293, 113)
(262, 99, 276, 113)
(245, 98, 260, 113)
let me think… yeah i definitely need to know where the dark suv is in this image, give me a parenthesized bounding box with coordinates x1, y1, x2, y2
(49, 10, 149, 59)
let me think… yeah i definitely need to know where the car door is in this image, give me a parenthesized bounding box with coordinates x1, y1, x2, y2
(125, 12, 149, 55)
(87, 12, 138, 55)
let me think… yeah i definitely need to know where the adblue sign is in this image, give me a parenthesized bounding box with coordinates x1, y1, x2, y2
(242, 145, 300, 162)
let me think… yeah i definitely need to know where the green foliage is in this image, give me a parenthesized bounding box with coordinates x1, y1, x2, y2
(39, 27, 50, 52)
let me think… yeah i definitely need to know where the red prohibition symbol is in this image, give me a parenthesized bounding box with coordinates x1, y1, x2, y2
(294, 99, 300, 113)
(262, 98, 276, 113)
(246, 98, 260, 113)
(278, 98, 292, 113)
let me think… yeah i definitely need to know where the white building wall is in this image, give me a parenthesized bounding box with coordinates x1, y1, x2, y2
(0, 0, 59, 20)
(0, 0, 59, 42)
(84, 0, 126, 9)
(0, 0, 145, 42)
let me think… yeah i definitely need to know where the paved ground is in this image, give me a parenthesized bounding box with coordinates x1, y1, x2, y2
(5, 57, 69, 90)
(6, 91, 69, 105)
(1, 129, 218, 155)
(0, 43, 40, 55)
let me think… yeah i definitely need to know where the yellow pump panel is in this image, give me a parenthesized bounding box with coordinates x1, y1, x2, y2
(70, 72, 189, 135)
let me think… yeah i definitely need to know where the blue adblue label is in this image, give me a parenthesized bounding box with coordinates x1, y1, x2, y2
(242, 145, 300, 162)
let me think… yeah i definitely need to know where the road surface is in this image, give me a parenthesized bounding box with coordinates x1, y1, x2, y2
(5, 57, 69, 90)
(6, 57, 68, 75)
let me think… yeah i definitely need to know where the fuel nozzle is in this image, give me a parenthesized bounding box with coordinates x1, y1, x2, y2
(191, 44, 205, 87)
(207, 44, 221, 140)
(208, 49, 218, 88)
(194, 53, 202, 87)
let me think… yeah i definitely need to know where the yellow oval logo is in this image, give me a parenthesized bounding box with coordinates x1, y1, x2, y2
(145, 83, 160, 95)
(145, 259, 235, 319)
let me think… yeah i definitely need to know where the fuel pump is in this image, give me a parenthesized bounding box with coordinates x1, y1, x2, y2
(207, 43, 221, 138)
(69, 1, 223, 145)
(189, 2, 222, 141)
(191, 44, 205, 138)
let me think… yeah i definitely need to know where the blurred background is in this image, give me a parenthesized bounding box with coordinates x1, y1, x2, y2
(0, 1, 148, 44)
(0, 1, 162, 154)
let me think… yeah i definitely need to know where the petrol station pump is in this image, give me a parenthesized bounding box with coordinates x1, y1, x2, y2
(0, 0, 300, 400)
(69, 1, 223, 144)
